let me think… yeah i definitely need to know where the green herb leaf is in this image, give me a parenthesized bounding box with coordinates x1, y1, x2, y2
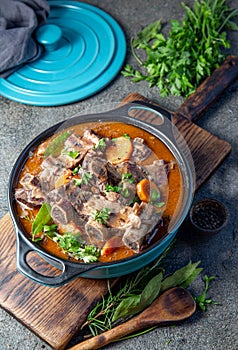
(121, 172, 135, 184)
(42, 224, 58, 237)
(122, 133, 130, 139)
(150, 188, 160, 202)
(94, 138, 106, 150)
(112, 272, 163, 323)
(93, 208, 110, 225)
(52, 232, 100, 262)
(194, 274, 219, 311)
(74, 172, 93, 186)
(105, 183, 121, 193)
(32, 203, 51, 238)
(72, 166, 80, 175)
(132, 19, 162, 48)
(122, 0, 238, 97)
(139, 271, 163, 308)
(74, 178, 82, 186)
(44, 131, 71, 157)
(112, 295, 141, 322)
(62, 149, 80, 159)
(181, 266, 203, 289)
(160, 260, 201, 292)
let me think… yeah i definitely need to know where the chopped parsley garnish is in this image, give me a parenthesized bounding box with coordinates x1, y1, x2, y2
(74, 172, 93, 186)
(150, 188, 165, 208)
(42, 224, 58, 237)
(52, 232, 100, 262)
(150, 188, 161, 202)
(120, 188, 131, 198)
(94, 138, 106, 150)
(62, 149, 80, 159)
(93, 208, 110, 225)
(123, 133, 130, 139)
(122, 172, 135, 183)
(105, 183, 121, 193)
(72, 165, 81, 175)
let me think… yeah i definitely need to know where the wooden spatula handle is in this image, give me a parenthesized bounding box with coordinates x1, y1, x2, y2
(176, 55, 238, 122)
(68, 315, 152, 350)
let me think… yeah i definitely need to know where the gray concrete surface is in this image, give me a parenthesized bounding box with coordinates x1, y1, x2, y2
(0, 0, 238, 349)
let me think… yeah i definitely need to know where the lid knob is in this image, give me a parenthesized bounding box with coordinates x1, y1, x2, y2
(36, 24, 62, 52)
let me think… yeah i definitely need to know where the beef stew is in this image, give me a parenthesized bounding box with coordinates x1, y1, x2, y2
(15, 121, 182, 263)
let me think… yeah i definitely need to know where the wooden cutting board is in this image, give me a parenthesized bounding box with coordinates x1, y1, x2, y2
(0, 56, 237, 350)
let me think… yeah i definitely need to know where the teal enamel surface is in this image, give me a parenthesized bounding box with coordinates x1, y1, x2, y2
(0, 1, 126, 105)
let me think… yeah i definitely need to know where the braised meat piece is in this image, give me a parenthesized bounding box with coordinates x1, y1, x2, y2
(80, 152, 108, 184)
(131, 137, 152, 162)
(143, 159, 169, 186)
(15, 187, 45, 208)
(51, 199, 75, 225)
(122, 202, 162, 253)
(15, 173, 44, 208)
(85, 219, 110, 248)
(58, 132, 97, 169)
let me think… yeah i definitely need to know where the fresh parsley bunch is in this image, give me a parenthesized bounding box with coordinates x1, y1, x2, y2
(122, 0, 238, 97)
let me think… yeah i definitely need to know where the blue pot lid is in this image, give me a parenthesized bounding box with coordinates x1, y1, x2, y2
(0, 1, 126, 106)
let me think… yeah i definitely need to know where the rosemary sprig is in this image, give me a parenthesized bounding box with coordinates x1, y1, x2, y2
(81, 244, 203, 337)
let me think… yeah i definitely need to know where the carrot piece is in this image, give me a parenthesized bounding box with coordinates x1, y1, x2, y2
(136, 179, 160, 203)
(101, 236, 122, 256)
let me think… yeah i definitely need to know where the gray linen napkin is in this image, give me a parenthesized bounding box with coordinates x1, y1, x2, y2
(0, 0, 50, 77)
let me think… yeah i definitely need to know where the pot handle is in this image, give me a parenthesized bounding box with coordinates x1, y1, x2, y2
(95, 100, 176, 144)
(72, 101, 175, 143)
(126, 100, 176, 142)
(15, 229, 96, 287)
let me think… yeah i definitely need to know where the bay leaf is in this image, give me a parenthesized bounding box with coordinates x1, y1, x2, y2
(44, 131, 70, 157)
(160, 260, 201, 293)
(140, 271, 163, 309)
(181, 267, 203, 288)
(112, 294, 141, 322)
(32, 202, 51, 236)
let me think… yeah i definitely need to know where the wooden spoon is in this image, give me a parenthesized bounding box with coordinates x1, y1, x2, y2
(68, 287, 196, 350)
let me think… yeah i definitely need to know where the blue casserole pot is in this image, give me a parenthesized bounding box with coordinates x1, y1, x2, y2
(8, 102, 195, 287)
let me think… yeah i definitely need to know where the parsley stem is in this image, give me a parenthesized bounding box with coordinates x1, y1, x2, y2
(130, 38, 143, 65)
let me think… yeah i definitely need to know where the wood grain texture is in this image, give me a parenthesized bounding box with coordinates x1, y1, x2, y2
(68, 287, 196, 350)
(176, 55, 238, 122)
(0, 213, 111, 350)
(0, 93, 232, 349)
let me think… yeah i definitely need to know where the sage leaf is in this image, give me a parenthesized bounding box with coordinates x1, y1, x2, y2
(44, 131, 70, 157)
(112, 295, 141, 322)
(32, 203, 51, 236)
(160, 260, 201, 293)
